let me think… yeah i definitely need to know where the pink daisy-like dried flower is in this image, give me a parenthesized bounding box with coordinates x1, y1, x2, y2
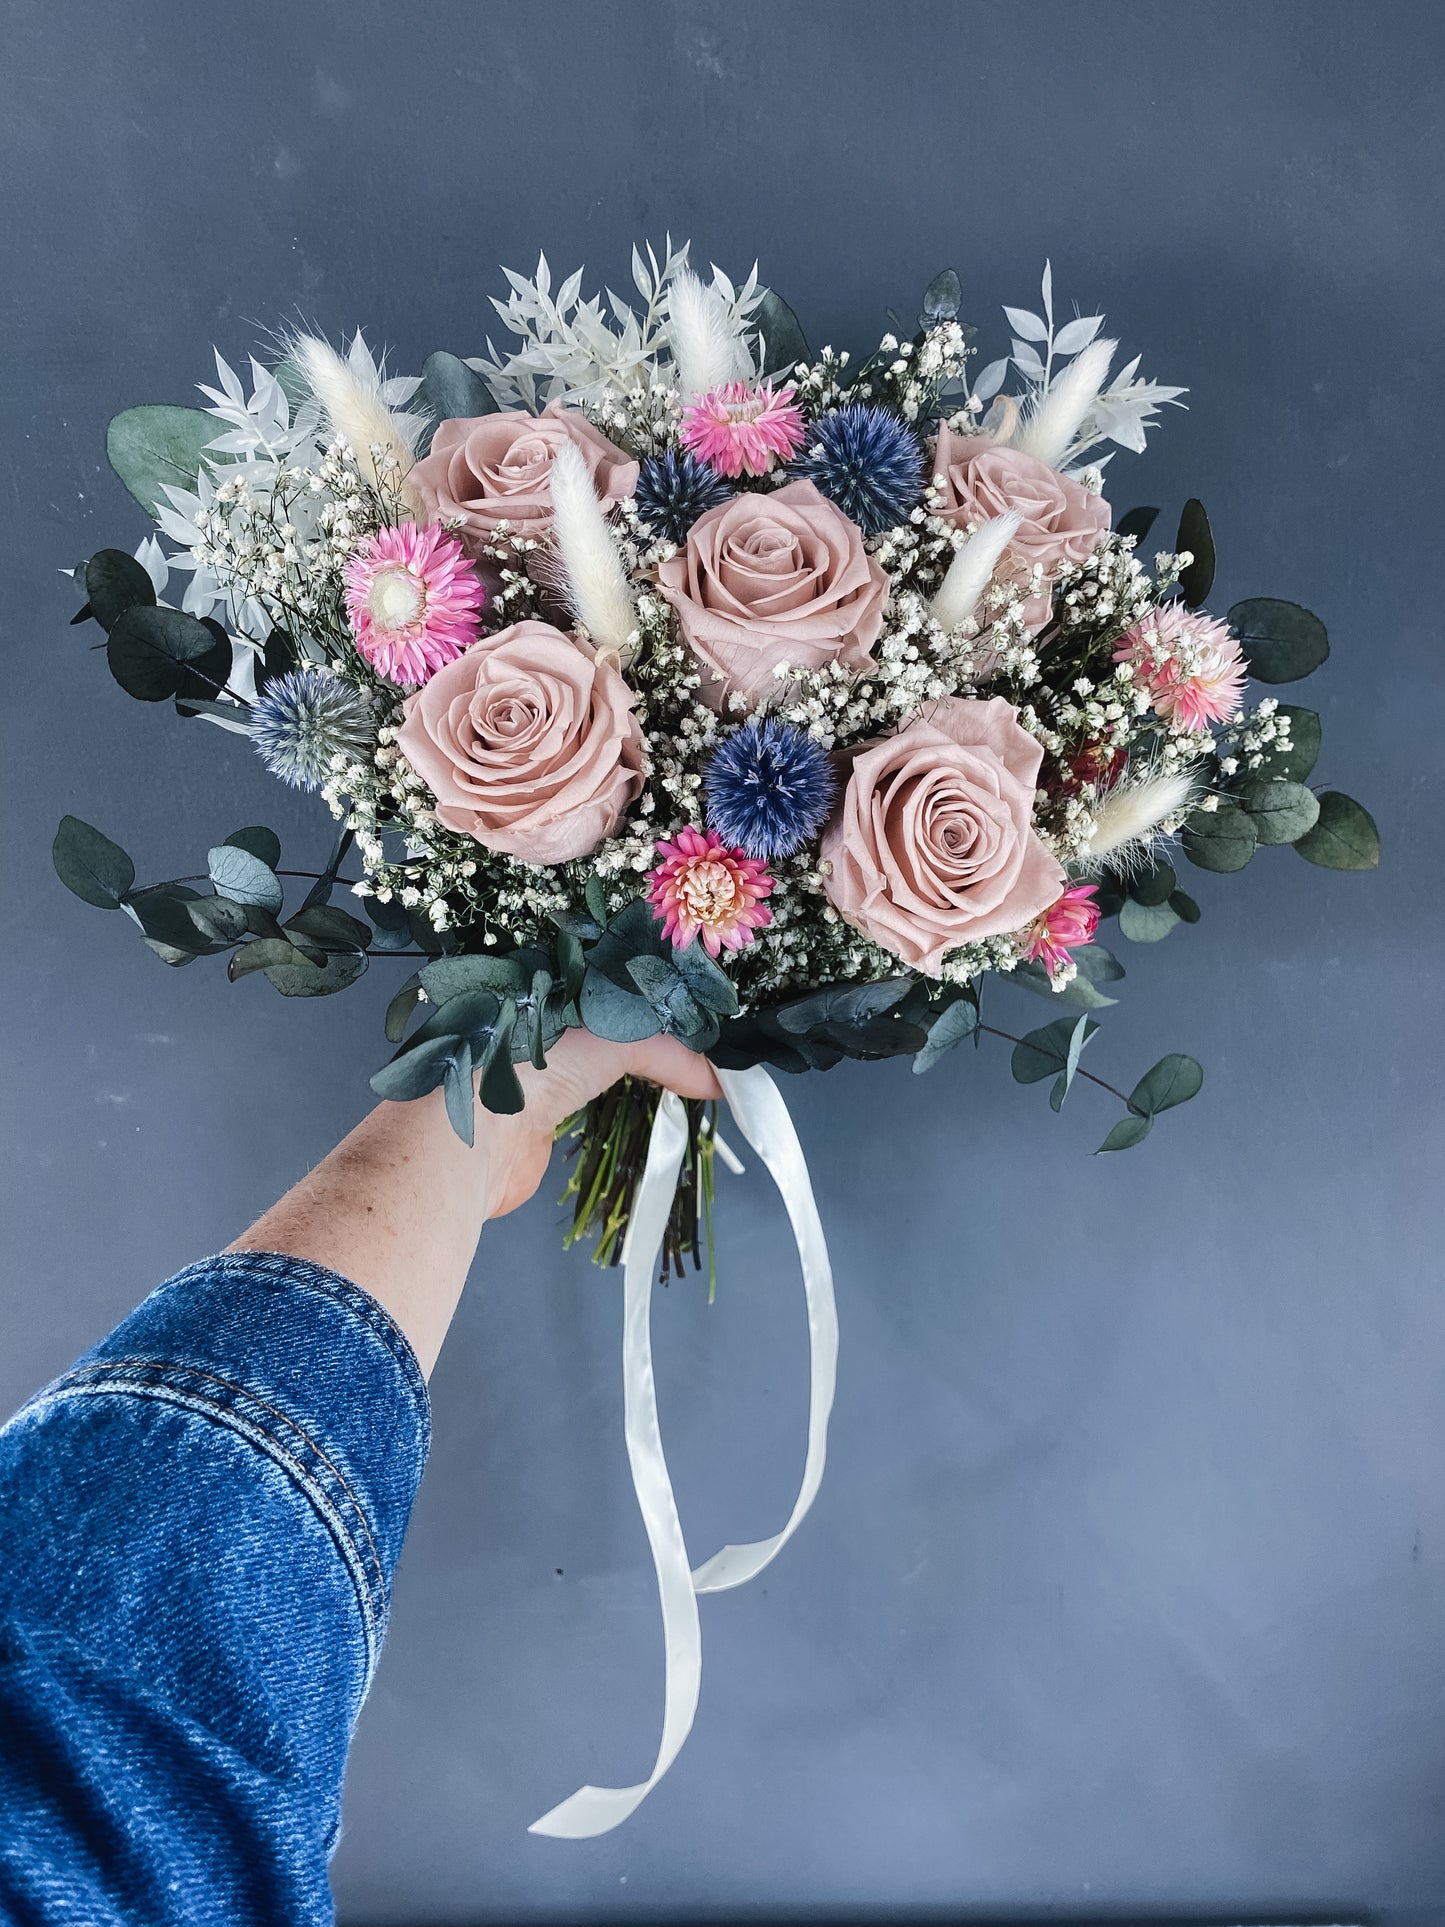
(679, 381, 807, 480)
(1114, 601, 1247, 731)
(646, 826, 774, 957)
(1024, 883, 1101, 977)
(343, 522, 485, 688)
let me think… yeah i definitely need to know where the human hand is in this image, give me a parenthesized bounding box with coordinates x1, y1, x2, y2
(482, 1030, 723, 1219)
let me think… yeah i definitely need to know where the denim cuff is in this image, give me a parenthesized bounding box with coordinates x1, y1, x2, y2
(21, 1252, 431, 1676)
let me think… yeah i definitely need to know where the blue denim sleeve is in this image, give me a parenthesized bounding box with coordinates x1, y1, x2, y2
(0, 1251, 431, 1927)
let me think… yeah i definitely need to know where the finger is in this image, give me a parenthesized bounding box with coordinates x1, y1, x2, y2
(623, 1033, 724, 1102)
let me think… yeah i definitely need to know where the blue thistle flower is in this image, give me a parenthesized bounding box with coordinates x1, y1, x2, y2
(704, 717, 836, 861)
(791, 404, 925, 537)
(250, 668, 376, 792)
(634, 449, 732, 546)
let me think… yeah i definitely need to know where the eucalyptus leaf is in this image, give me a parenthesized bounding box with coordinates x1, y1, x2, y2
(913, 995, 979, 1073)
(299, 823, 354, 912)
(756, 288, 810, 377)
(1011, 1013, 1099, 1086)
(920, 268, 962, 326)
(107, 404, 218, 516)
(670, 937, 740, 1016)
(123, 883, 214, 959)
(83, 550, 156, 632)
(264, 949, 368, 998)
(1008, 943, 1124, 1011)
(1175, 498, 1215, 608)
(108, 605, 233, 703)
(409, 989, 503, 1052)
(1258, 704, 1322, 783)
(370, 1033, 460, 1102)
(1129, 858, 1177, 907)
(186, 895, 250, 944)
(225, 826, 282, 869)
(229, 937, 312, 980)
(52, 815, 134, 908)
(287, 904, 373, 951)
(1119, 895, 1181, 943)
(1182, 804, 1257, 873)
(580, 966, 661, 1043)
(1238, 778, 1321, 846)
(1115, 506, 1159, 548)
(384, 973, 423, 1044)
(1128, 1053, 1203, 1116)
(1169, 889, 1201, 924)
(421, 953, 527, 1002)
(256, 627, 300, 694)
(1293, 791, 1380, 870)
(479, 1002, 524, 1114)
(418, 352, 497, 451)
(443, 1039, 477, 1146)
(1228, 598, 1330, 683)
(584, 874, 608, 926)
(208, 843, 284, 913)
(1097, 1113, 1154, 1153)
(366, 894, 414, 951)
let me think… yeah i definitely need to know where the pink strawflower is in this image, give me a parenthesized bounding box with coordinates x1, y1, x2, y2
(646, 826, 774, 957)
(1024, 883, 1101, 977)
(1113, 601, 1246, 731)
(679, 381, 807, 480)
(343, 522, 485, 688)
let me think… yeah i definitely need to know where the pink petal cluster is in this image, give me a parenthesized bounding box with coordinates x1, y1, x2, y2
(1113, 601, 1247, 731)
(679, 381, 807, 479)
(1024, 883, 1101, 977)
(343, 522, 485, 687)
(646, 826, 774, 957)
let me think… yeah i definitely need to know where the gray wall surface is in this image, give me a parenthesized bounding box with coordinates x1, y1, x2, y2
(3, 2, 1442, 1921)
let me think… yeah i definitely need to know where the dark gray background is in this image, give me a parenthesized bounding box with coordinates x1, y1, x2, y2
(3, 1, 1441, 1921)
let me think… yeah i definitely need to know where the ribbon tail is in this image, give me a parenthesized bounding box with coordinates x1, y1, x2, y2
(529, 1090, 700, 1839)
(690, 1065, 838, 1594)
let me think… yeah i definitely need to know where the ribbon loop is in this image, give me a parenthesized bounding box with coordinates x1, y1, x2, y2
(528, 1064, 837, 1839)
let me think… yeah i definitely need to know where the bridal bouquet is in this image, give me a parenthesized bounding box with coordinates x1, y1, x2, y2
(54, 240, 1377, 1833)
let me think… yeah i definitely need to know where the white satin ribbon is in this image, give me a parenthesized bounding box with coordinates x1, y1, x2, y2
(528, 1063, 837, 1839)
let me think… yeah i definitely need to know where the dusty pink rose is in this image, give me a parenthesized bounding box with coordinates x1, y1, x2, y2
(819, 695, 1066, 974)
(395, 618, 644, 864)
(407, 400, 638, 551)
(656, 479, 888, 711)
(930, 423, 1111, 635)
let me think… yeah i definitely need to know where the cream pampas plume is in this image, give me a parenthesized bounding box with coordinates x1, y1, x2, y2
(1086, 768, 1197, 861)
(1013, 337, 1116, 470)
(549, 439, 637, 654)
(290, 332, 422, 492)
(930, 510, 1022, 632)
(665, 271, 754, 399)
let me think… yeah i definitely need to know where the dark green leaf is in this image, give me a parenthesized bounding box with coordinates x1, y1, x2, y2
(106, 404, 217, 516)
(756, 288, 810, 377)
(1128, 1053, 1203, 1117)
(1048, 1013, 1096, 1112)
(52, 815, 134, 908)
(1254, 704, 1322, 783)
(670, 937, 740, 1017)
(1175, 498, 1215, 608)
(408, 989, 503, 1052)
(1097, 1113, 1154, 1153)
(580, 966, 661, 1043)
(1227, 598, 1330, 683)
(300, 824, 355, 912)
(418, 352, 497, 443)
(365, 893, 413, 951)
(1119, 895, 1181, 943)
(1293, 791, 1380, 871)
(920, 268, 962, 325)
(555, 926, 586, 999)
(1011, 1014, 1099, 1085)
(225, 826, 282, 869)
(287, 904, 372, 951)
(479, 1002, 524, 1113)
(443, 1039, 476, 1146)
(1238, 778, 1321, 846)
(255, 627, 300, 694)
(1009, 942, 1125, 1011)
(384, 973, 424, 1044)
(370, 1033, 460, 1102)
(1115, 506, 1159, 548)
(264, 949, 368, 998)
(84, 550, 156, 632)
(229, 937, 315, 981)
(584, 873, 608, 926)
(1169, 889, 1201, 924)
(421, 953, 527, 1002)
(626, 952, 680, 1001)
(108, 604, 232, 703)
(913, 994, 979, 1073)
(1182, 804, 1258, 873)
(123, 883, 214, 960)
(186, 895, 250, 943)
(208, 843, 284, 913)
(1129, 858, 1177, 907)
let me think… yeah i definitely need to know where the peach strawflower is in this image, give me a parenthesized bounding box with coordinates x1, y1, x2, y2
(343, 522, 485, 687)
(679, 381, 807, 479)
(1024, 883, 1101, 976)
(1114, 601, 1246, 730)
(646, 826, 774, 957)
